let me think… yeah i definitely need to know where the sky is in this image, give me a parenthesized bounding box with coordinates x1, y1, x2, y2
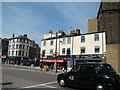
(2, 1, 100, 45)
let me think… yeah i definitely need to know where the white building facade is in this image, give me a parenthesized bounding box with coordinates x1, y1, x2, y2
(8, 34, 40, 64)
(41, 30, 106, 58)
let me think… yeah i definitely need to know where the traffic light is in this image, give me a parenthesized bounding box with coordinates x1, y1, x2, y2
(67, 48, 71, 57)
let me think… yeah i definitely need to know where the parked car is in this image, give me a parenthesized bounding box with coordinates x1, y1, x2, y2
(57, 62, 120, 90)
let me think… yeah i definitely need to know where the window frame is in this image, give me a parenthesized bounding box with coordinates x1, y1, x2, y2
(81, 36, 85, 43)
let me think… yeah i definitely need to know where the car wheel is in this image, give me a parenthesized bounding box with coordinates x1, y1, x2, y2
(59, 79, 66, 87)
(96, 84, 104, 90)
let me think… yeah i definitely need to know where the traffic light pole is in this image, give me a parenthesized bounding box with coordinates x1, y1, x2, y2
(55, 32, 58, 73)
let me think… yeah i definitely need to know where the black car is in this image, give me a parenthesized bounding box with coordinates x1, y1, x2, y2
(57, 63, 120, 90)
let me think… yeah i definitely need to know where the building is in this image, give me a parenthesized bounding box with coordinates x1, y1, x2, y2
(0, 38, 9, 63)
(97, 1, 120, 72)
(40, 30, 106, 68)
(8, 34, 40, 65)
(88, 18, 98, 33)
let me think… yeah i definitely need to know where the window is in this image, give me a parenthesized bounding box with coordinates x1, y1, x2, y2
(8, 51, 10, 55)
(94, 34, 99, 41)
(80, 47, 85, 54)
(20, 39, 22, 42)
(67, 37, 71, 44)
(16, 45, 18, 49)
(72, 65, 81, 73)
(19, 45, 22, 49)
(22, 51, 24, 56)
(67, 48, 71, 56)
(16, 51, 18, 56)
(42, 50, 45, 57)
(62, 48, 65, 54)
(43, 41, 46, 46)
(26, 46, 28, 49)
(9, 45, 11, 48)
(12, 45, 15, 49)
(95, 46, 100, 53)
(50, 49, 53, 54)
(12, 51, 14, 55)
(81, 36, 85, 42)
(62, 38, 66, 44)
(19, 51, 21, 56)
(23, 45, 25, 49)
(50, 40, 53, 45)
(26, 52, 28, 57)
(81, 65, 94, 74)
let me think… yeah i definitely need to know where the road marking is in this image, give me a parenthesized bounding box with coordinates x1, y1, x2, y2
(14, 81, 57, 90)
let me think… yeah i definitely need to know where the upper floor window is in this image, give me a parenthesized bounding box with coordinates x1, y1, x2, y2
(19, 45, 22, 49)
(62, 48, 65, 54)
(50, 49, 53, 54)
(95, 46, 100, 53)
(50, 40, 54, 45)
(12, 45, 15, 49)
(12, 51, 14, 55)
(81, 36, 85, 42)
(43, 41, 46, 46)
(62, 38, 66, 44)
(16, 45, 18, 49)
(67, 37, 71, 44)
(42, 50, 45, 57)
(94, 34, 99, 41)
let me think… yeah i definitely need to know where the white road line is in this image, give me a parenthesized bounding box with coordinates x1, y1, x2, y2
(14, 81, 57, 90)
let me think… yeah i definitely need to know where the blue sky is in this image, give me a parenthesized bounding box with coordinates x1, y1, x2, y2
(2, 2, 100, 44)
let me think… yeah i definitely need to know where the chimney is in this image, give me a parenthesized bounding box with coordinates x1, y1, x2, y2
(76, 29, 80, 35)
(24, 34, 27, 38)
(58, 30, 65, 36)
(12, 34, 15, 37)
(70, 30, 75, 34)
(49, 30, 53, 34)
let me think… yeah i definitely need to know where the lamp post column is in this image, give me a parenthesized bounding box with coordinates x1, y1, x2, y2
(55, 32, 58, 73)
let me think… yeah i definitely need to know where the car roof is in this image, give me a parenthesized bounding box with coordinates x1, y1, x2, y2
(76, 62, 109, 65)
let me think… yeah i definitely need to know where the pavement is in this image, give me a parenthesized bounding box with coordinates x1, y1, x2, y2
(2, 64, 63, 74)
(2, 64, 120, 75)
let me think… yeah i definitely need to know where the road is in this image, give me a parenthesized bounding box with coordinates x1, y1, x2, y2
(2, 65, 76, 90)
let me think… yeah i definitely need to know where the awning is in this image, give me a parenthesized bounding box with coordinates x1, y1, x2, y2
(40, 59, 64, 63)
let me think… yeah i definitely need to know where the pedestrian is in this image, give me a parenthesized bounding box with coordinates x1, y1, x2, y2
(40, 63, 43, 71)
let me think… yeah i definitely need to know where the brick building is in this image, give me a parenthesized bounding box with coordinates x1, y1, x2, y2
(89, 1, 120, 72)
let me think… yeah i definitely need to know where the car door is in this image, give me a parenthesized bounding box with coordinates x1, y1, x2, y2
(73, 64, 95, 88)
(65, 64, 81, 86)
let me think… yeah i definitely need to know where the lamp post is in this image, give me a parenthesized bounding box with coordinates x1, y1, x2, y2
(55, 32, 58, 73)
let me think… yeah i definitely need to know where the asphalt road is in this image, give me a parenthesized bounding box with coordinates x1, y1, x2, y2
(2, 65, 76, 90)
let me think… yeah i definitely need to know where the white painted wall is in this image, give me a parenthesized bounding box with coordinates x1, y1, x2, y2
(41, 32, 106, 57)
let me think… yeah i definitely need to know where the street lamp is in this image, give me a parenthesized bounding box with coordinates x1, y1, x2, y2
(55, 32, 58, 73)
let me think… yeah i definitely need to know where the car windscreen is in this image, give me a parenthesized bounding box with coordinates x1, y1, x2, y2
(103, 64, 116, 73)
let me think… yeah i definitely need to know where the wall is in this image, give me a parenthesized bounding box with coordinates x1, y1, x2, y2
(106, 44, 120, 72)
(88, 18, 98, 33)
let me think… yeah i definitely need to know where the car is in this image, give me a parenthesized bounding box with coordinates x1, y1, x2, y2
(57, 62, 120, 90)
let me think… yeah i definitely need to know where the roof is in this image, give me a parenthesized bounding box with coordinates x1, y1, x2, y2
(41, 31, 105, 41)
(76, 62, 108, 65)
